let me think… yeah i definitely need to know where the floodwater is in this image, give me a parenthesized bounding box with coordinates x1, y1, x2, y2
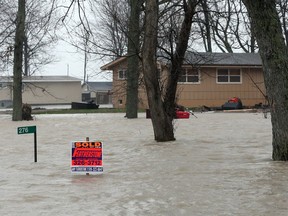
(0, 112, 288, 216)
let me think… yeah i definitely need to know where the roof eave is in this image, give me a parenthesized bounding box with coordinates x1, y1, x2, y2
(100, 57, 127, 70)
(181, 64, 263, 68)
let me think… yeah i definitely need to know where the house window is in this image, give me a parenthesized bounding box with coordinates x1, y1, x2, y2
(118, 70, 127, 80)
(217, 68, 241, 83)
(82, 93, 91, 102)
(178, 68, 200, 83)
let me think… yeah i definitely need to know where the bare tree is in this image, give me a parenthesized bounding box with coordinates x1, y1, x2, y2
(83, 30, 90, 83)
(62, 0, 129, 59)
(0, 2, 17, 72)
(192, 0, 257, 53)
(12, 0, 26, 121)
(125, 0, 143, 118)
(62, 0, 143, 117)
(60, 0, 130, 87)
(0, 0, 59, 77)
(0, 0, 59, 120)
(242, 0, 288, 160)
(96, 0, 129, 59)
(142, 0, 198, 141)
(23, 0, 59, 76)
(195, 0, 212, 52)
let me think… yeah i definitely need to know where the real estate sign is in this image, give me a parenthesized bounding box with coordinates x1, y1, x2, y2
(71, 141, 103, 174)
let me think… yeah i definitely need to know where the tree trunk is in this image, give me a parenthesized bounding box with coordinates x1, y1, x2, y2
(243, 0, 288, 160)
(142, 0, 175, 141)
(13, 0, 26, 121)
(142, 0, 197, 141)
(83, 32, 89, 83)
(24, 35, 29, 76)
(126, 0, 142, 118)
(201, 0, 212, 52)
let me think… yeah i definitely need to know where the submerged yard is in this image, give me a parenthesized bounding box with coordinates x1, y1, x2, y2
(1, 112, 287, 216)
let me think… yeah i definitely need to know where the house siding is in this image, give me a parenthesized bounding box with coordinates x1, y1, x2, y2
(0, 76, 82, 106)
(105, 53, 266, 109)
(176, 67, 266, 107)
(111, 66, 266, 109)
(0, 85, 13, 108)
(0, 86, 12, 101)
(111, 62, 128, 108)
(22, 81, 81, 105)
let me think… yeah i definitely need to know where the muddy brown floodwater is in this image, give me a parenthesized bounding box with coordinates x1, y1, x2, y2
(0, 112, 287, 216)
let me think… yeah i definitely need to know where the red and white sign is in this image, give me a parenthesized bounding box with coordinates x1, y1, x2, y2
(71, 141, 103, 174)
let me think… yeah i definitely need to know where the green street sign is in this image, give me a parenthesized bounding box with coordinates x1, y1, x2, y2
(18, 126, 36, 134)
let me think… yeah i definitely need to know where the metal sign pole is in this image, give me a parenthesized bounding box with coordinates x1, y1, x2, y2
(17, 126, 37, 162)
(34, 130, 37, 162)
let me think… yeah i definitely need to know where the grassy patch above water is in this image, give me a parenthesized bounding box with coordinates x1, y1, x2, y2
(31, 108, 130, 114)
(32, 108, 148, 115)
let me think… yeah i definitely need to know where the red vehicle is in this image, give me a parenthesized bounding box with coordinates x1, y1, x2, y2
(146, 108, 190, 119)
(175, 110, 190, 119)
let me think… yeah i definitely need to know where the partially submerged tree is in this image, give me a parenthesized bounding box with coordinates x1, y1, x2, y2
(63, 0, 142, 118)
(12, 0, 26, 121)
(142, 0, 198, 141)
(242, 0, 288, 160)
(126, 0, 143, 118)
(6, 0, 58, 120)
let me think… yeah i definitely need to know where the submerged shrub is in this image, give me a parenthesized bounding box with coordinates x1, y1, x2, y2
(22, 103, 33, 120)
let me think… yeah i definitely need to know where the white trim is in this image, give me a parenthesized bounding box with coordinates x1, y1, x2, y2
(178, 68, 201, 84)
(118, 69, 127, 80)
(216, 68, 242, 84)
(178, 82, 201, 85)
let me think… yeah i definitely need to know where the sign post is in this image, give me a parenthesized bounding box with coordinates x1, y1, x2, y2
(71, 138, 103, 175)
(17, 126, 37, 162)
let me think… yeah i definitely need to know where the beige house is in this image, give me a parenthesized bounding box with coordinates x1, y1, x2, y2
(0, 76, 82, 108)
(101, 52, 266, 109)
(81, 82, 112, 105)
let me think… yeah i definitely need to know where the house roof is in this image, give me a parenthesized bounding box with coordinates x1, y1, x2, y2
(83, 82, 112, 91)
(100, 57, 126, 70)
(183, 52, 262, 66)
(100, 52, 263, 70)
(0, 76, 82, 83)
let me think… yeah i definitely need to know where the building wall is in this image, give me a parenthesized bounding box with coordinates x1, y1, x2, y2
(22, 81, 81, 105)
(111, 65, 266, 109)
(0, 85, 13, 108)
(111, 62, 128, 108)
(176, 67, 266, 108)
(0, 86, 12, 101)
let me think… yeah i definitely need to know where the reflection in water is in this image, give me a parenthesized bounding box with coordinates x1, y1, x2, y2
(0, 112, 288, 216)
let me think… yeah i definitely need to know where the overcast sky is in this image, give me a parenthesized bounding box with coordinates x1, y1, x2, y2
(41, 1, 112, 82)
(42, 40, 112, 82)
